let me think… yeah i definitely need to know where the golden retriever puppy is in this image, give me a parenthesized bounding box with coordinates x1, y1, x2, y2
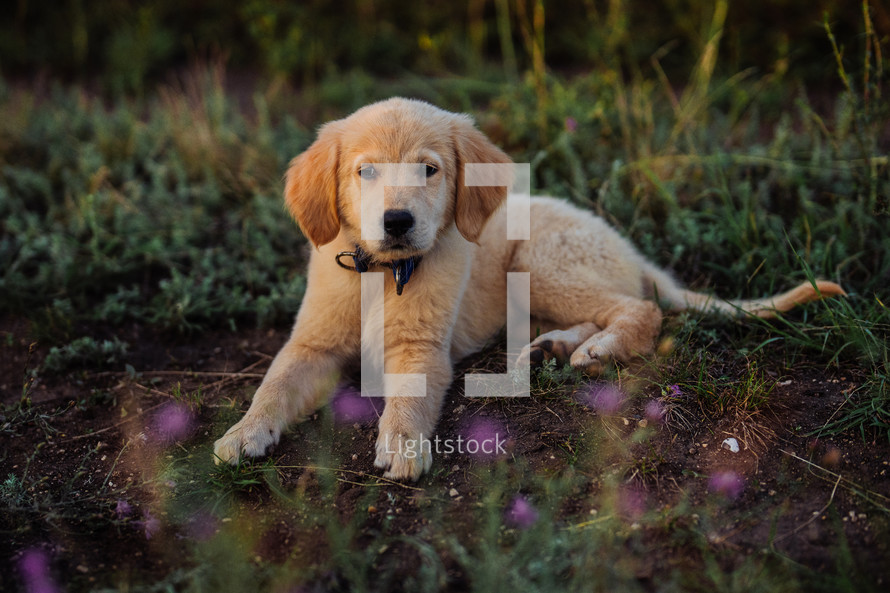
(214, 98, 844, 480)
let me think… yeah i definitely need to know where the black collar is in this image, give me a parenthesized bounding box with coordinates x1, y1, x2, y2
(335, 246, 421, 296)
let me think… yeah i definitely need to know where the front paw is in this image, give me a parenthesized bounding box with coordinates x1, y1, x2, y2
(213, 413, 282, 465)
(374, 431, 432, 481)
(570, 334, 617, 376)
(517, 339, 553, 367)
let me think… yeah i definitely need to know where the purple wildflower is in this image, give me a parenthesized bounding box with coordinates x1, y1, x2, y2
(709, 470, 745, 500)
(114, 499, 133, 520)
(151, 402, 194, 444)
(565, 117, 578, 133)
(184, 511, 219, 541)
(644, 399, 666, 423)
(461, 417, 508, 460)
(330, 386, 380, 424)
(582, 385, 624, 415)
(617, 485, 647, 520)
(505, 495, 539, 529)
(667, 384, 683, 398)
(138, 510, 161, 540)
(18, 549, 60, 593)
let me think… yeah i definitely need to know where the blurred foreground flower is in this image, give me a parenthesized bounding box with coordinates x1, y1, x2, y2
(505, 495, 539, 529)
(330, 385, 381, 424)
(114, 499, 133, 519)
(460, 417, 508, 460)
(19, 549, 60, 593)
(709, 470, 745, 499)
(138, 510, 161, 540)
(151, 402, 195, 444)
(617, 485, 647, 520)
(581, 385, 624, 415)
(644, 399, 666, 424)
(184, 511, 219, 541)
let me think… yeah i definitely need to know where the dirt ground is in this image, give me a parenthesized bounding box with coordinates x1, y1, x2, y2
(2, 318, 888, 591)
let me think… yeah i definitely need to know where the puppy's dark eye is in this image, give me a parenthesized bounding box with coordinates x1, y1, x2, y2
(358, 165, 378, 180)
(425, 164, 438, 178)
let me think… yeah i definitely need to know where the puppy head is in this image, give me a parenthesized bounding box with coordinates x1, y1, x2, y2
(284, 98, 512, 258)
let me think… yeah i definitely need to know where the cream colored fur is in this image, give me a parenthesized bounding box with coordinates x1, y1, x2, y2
(213, 98, 845, 480)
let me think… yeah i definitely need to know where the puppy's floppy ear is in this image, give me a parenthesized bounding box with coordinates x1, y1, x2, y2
(284, 122, 342, 247)
(452, 115, 513, 243)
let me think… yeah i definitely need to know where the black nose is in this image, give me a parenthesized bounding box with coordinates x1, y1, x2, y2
(383, 209, 414, 238)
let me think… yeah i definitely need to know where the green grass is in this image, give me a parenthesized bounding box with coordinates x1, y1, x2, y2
(41, 335, 130, 374)
(0, 71, 310, 339)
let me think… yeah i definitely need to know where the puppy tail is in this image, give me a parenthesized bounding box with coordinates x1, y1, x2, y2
(642, 264, 846, 319)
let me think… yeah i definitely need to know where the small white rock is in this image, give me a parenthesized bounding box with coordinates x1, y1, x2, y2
(721, 437, 740, 453)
